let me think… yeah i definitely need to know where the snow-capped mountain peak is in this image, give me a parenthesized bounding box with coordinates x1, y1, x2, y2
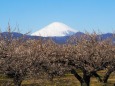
(31, 22, 77, 37)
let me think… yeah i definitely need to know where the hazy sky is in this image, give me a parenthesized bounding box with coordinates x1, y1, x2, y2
(0, 0, 115, 34)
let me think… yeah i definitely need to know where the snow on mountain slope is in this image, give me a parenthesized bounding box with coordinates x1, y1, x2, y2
(31, 22, 77, 37)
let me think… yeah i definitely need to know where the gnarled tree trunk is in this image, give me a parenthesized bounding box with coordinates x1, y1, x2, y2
(103, 69, 113, 83)
(71, 69, 91, 86)
(92, 72, 102, 82)
(13, 74, 23, 86)
(82, 71, 91, 86)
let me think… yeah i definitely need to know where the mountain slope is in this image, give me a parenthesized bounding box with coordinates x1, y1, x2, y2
(31, 22, 77, 37)
(1, 32, 115, 44)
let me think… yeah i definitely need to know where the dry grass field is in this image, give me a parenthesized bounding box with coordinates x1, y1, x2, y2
(0, 71, 115, 86)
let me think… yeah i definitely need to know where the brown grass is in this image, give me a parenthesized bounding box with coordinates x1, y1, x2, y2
(0, 71, 115, 86)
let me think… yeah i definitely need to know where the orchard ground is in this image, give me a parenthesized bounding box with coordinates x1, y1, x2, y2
(0, 70, 115, 86)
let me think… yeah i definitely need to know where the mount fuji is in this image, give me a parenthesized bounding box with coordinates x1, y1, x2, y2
(1, 22, 114, 44)
(31, 22, 77, 37)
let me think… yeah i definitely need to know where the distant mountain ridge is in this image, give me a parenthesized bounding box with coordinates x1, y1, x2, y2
(1, 32, 115, 44)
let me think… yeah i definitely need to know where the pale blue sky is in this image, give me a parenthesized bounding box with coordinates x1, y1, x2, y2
(0, 0, 115, 34)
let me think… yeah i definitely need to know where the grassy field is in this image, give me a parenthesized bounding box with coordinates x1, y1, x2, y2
(0, 71, 115, 86)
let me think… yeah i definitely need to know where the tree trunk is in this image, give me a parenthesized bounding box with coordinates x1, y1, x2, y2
(81, 82, 89, 86)
(92, 72, 102, 82)
(71, 69, 91, 86)
(13, 75, 22, 86)
(83, 71, 91, 86)
(13, 79, 22, 86)
(71, 69, 84, 84)
(103, 70, 112, 83)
